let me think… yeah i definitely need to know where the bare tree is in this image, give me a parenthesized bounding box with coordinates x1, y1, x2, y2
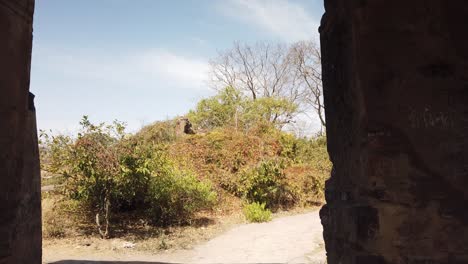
(210, 42, 306, 103)
(209, 41, 325, 130)
(289, 41, 326, 130)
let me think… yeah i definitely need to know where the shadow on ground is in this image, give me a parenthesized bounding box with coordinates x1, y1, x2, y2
(49, 261, 177, 264)
(48, 262, 286, 264)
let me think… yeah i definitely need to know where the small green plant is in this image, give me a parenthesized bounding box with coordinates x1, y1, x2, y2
(243, 202, 272, 223)
(158, 235, 169, 250)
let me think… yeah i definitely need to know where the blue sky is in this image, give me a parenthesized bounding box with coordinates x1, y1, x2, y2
(31, 0, 324, 133)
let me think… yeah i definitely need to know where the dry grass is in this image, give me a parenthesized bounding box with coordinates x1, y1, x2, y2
(42, 193, 318, 255)
(42, 192, 245, 254)
(42, 193, 82, 238)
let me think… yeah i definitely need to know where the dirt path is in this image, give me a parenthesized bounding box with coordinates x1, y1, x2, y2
(44, 210, 326, 264)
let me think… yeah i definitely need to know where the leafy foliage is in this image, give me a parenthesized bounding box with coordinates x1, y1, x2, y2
(188, 86, 298, 131)
(39, 131, 74, 174)
(169, 126, 329, 210)
(133, 120, 177, 145)
(147, 168, 216, 226)
(243, 202, 272, 223)
(188, 86, 243, 130)
(40, 116, 217, 237)
(239, 159, 291, 209)
(56, 116, 125, 237)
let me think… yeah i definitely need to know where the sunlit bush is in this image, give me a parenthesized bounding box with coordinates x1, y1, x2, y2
(40, 116, 217, 237)
(146, 167, 217, 226)
(243, 202, 272, 223)
(238, 159, 293, 209)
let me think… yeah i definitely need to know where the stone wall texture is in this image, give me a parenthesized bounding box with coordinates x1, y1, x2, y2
(0, 0, 41, 263)
(320, 1, 468, 263)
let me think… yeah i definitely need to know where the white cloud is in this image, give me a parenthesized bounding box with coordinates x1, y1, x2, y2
(31, 48, 214, 132)
(132, 49, 209, 87)
(34, 47, 210, 91)
(220, 0, 320, 42)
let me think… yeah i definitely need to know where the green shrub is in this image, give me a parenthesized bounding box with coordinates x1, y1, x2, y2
(280, 135, 330, 205)
(295, 136, 329, 166)
(188, 86, 299, 131)
(134, 120, 177, 145)
(187, 86, 243, 130)
(283, 165, 327, 206)
(39, 131, 74, 174)
(48, 116, 127, 238)
(239, 159, 293, 209)
(112, 140, 156, 210)
(243, 202, 272, 223)
(146, 161, 217, 225)
(40, 116, 218, 237)
(278, 132, 299, 160)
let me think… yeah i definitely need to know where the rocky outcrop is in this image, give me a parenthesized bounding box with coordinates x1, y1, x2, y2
(320, 1, 468, 263)
(0, 0, 41, 263)
(176, 117, 195, 136)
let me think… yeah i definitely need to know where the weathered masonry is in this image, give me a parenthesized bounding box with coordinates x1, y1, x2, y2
(320, 1, 468, 263)
(0, 0, 41, 263)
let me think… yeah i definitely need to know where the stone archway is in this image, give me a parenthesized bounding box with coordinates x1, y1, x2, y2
(2, 0, 468, 263)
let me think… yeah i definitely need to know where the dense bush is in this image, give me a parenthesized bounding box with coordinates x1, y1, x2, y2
(243, 202, 272, 223)
(238, 159, 293, 209)
(145, 151, 216, 225)
(168, 127, 280, 186)
(133, 120, 177, 145)
(56, 117, 126, 237)
(167, 124, 330, 210)
(282, 135, 330, 205)
(188, 86, 298, 131)
(284, 165, 326, 206)
(41, 116, 217, 237)
(39, 131, 74, 174)
(187, 86, 243, 130)
(147, 170, 216, 225)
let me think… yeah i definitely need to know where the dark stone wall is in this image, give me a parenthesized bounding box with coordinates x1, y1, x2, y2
(320, 1, 468, 263)
(0, 0, 40, 263)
